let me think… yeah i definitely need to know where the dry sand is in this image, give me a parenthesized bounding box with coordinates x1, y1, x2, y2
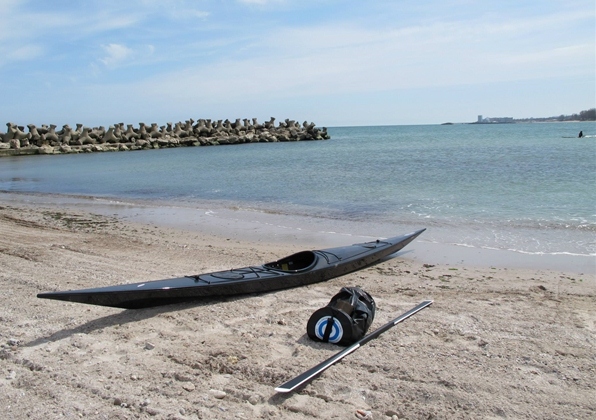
(0, 203, 594, 419)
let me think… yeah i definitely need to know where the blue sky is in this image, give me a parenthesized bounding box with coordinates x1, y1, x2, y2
(0, 0, 594, 127)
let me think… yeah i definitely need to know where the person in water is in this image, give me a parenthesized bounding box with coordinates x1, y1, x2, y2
(578, 131, 584, 138)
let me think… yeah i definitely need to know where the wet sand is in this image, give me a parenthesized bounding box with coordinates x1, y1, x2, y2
(0, 201, 594, 419)
(1, 192, 592, 274)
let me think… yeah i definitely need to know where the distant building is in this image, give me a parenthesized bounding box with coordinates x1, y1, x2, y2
(487, 117, 514, 123)
(474, 115, 514, 124)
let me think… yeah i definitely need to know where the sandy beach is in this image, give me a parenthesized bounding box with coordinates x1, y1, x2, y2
(1, 202, 594, 419)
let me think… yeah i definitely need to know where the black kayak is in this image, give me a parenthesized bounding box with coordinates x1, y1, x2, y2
(37, 229, 425, 309)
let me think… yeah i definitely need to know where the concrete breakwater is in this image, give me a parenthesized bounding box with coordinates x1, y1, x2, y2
(0, 117, 330, 157)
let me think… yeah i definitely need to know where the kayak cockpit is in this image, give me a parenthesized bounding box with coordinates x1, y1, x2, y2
(264, 251, 318, 272)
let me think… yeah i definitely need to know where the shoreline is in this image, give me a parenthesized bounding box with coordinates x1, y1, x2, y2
(1, 191, 593, 274)
(0, 198, 594, 419)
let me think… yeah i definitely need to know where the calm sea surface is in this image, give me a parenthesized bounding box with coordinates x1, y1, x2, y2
(1, 122, 595, 259)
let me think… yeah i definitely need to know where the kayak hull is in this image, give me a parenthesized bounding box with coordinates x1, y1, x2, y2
(37, 229, 425, 309)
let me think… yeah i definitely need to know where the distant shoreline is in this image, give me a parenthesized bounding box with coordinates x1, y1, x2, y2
(443, 107, 596, 125)
(440, 120, 595, 125)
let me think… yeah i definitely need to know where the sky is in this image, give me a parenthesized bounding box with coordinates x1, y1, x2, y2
(0, 0, 594, 128)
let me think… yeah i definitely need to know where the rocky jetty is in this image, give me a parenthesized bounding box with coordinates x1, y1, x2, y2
(0, 117, 330, 157)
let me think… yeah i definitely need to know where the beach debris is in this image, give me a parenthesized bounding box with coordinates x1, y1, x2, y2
(247, 394, 261, 405)
(174, 372, 193, 382)
(182, 383, 196, 392)
(210, 389, 227, 399)
(356, 409, 373, 419)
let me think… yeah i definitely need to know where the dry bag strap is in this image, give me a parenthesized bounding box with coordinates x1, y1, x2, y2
(322, 308, 339, 342)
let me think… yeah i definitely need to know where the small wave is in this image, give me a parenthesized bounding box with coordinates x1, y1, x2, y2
(504, 248, 595, 257)
(0, 177, 41, 183)
(548, 251, 596, 256)
(423, 238, 595, 257)
(477, 245, 594, 257)
(451, 242, 476, 248)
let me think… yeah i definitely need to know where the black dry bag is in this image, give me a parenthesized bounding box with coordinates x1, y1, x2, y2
(307, 287, 376, 346)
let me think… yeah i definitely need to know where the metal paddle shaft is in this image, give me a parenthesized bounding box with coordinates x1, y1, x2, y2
(275, 300, 433, 393)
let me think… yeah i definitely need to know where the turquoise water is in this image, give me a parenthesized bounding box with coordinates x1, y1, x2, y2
(1, 122, 595, 257)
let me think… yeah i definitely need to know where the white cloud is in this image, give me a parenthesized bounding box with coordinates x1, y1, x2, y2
(117, 6, 593, 111)
(94, 43, 157, 72)
(168, 8, 210, 20)
(7, 44, 44, 62)
(80, 14, 141, 36)
(0, 0, 21, 15)
(99, 44, 134, 68)
(191, 10, 210, 19)
(236, 0, 284, 5)
(1, 1, 593, 126)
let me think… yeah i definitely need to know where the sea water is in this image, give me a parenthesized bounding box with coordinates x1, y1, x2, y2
(1, 122, 594, 270)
